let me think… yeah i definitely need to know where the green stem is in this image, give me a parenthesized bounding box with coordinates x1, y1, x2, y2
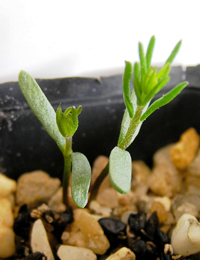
(62, 136, 72, 205)
(118, 105, 144, 150)
(88, 162, 109, 204)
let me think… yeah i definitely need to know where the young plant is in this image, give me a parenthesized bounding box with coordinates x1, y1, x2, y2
(89, 36, 188, 202)
(18, 36, 188, 208)
(18, 72, 91, 208)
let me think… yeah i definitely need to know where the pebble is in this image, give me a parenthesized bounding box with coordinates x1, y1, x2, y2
(172, 194, 200, 221)
(91, 156, 109, 187)
(97, 187, 119, 208)
(31, 219, 54, 260)
(0, 173, 17, 198)
(16, 170, 61, 207)
(131, 160, 151, 189)
(48, 187, 66, 212)
(171, 213, 200, 256)
(62, 208, 110, 255)
(150, 201, 168, 223)
(0, 197, 15, 258)
(170, 128, 200, 170)
(105, 247, 135, 260)
(57, 245, 97, 260)
(0, 223, 15, 258)
(148, 145, 182, 197)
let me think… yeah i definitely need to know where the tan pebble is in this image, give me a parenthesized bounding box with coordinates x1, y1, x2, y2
(16, 170, 61, 207)
(91, 156, 109, 186)
(106, 247, 135, 260)
(118, 192, 135, 206)
(150, 201, 168, 223)
(153, 196, 171, 211)
(57, 245, 97, 260)
(31, 219, 54, 260)
(0, 223, 15, 258)
(0, 197, 14, 227)
(63, 209, 110, 255)
(0, 173, 17, 197)
(97, 188, 119, 208)
(148, 161, 182, 197)
(113, 205, 137, 216)
(131, 161, 151, 188)
(48, 187, 66, 212)
(170, 128, 200, 170)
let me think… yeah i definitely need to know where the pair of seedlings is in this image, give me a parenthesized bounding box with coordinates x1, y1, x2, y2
(18, 36, 188, 208)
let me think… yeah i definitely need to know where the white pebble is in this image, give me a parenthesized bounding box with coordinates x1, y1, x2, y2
(171, 213, 200, 256)
(31, 219, 54, 260)
(57, 245, 97, 260)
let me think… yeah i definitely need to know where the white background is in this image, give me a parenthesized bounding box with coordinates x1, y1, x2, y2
(0, 0, 199, 83)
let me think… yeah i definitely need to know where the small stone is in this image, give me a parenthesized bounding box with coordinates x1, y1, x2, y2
(48, 187, 66, 212)
(150, 201, 168, 223)
(171, 213, 200, 256)
(113, 205, 138, 217)
(57, 245, 97, 260)
(153, 196, 171, 211)
(170, 128, 200, 170)
(131, 161, 151, 189)
(105, 247, 135, 260)
(118, 191, 136, 206)
(97, 188, 119, 208)
(172, 194, 200, 221)
(0, 223, 15, 258)
(0, 173, 17, 197)
(62, 209, 110, 255)
(0, 197, 14, 227)
(91, 156, 109, 187)
(31, 219, 54, 260)
(148, 145, 182, 197)
(16, 170, 61, 207)
(89, 201, 112, 217)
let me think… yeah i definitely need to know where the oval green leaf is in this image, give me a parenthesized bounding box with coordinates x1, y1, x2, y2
(109, 147, 132, 194)
(18, 70, 66, 153)
(71, 152, 91, 208)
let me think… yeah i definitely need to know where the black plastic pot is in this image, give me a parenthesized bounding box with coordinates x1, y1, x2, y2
(0, 65, 200, 180)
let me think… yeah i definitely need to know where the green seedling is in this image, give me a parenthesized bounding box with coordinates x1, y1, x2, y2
(18, 72, 91, 208)
(89, 36, 188, 202)
(18, 36, 188, 208)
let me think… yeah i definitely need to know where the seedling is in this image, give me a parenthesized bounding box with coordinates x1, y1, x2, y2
(18, 36, 188, 208)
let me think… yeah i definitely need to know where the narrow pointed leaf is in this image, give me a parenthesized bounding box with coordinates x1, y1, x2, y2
(140, 81, 188, 121)
(142, 76, 170, 105)
(146, 36, 155, 70)
(109, 147, 132, 194)
(123, 61, 134, 118)
(165, 40, 182, 64)
(157, 62, 171, 82)
(133, 62, 142, 104)
(139, 42, 147, 81)
(71, 152, 91, 208)
(18, 70, 66, 152)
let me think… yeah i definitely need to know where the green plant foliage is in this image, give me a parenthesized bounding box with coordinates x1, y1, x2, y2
(18, 70, 66, 153)
(71, 152, 91, 208)
(56, 104, 82, 137)
(109, 147, 132, 194)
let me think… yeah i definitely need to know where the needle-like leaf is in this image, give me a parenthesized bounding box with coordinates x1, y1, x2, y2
(139, 42, 147, 82)
(146, 36, 155, 70)
(165, 40, 182, 64)
(140, 81, 188, 121)
(123, 61, 134, 118)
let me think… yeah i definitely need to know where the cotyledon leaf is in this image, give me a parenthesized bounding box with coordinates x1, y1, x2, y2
(71, 152, 91, 208)
(18, 70, 66, 153)
(109, 146, 132, 194)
